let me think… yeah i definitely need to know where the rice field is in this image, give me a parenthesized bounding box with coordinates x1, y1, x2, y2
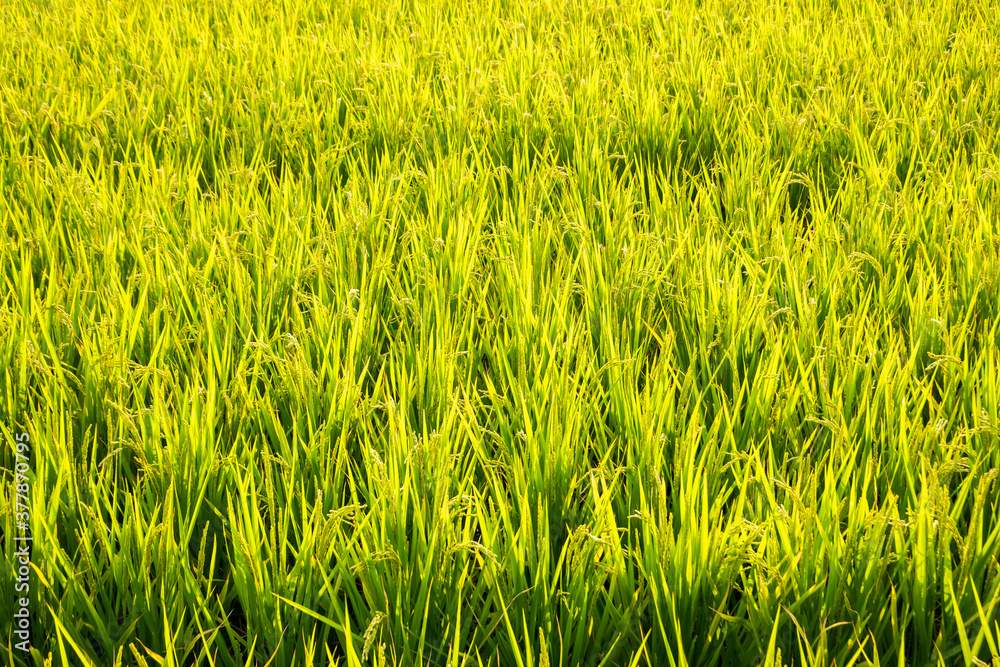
(1, 0, 1000, 664)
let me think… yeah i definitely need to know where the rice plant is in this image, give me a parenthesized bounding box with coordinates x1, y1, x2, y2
(1, 0, 999, 665)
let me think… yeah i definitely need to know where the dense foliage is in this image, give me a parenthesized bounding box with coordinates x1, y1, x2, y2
(2, 0, 999, 664)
